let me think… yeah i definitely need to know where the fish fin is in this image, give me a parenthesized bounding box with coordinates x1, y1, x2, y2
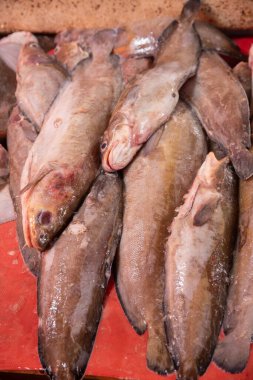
(89, 29, 118, 61)
(193, 195, 220, 226)
(177, 363, 198, 380)
(114, 273, 146, 335)
(147, 325, 174, 375)
(20, 161, 58, 195)
(142, 126, 165, 156)
(230, 146, 253, 180)
(213, 334, 250, 373)
(180, 0, 200, 24)
(157, 20, 178, 49)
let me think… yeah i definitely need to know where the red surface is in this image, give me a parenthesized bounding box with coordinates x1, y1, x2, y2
(0, 38, 253, 380)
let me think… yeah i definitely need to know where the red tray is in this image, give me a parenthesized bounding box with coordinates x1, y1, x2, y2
(0, 37, 252, 380)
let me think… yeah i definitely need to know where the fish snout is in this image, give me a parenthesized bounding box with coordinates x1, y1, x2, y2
(29, 210, 55, 250)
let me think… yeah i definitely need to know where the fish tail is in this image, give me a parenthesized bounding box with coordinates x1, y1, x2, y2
(146, 325, 174, 375)
(180, 0, 201, 24)
(230, 146, 253, 179)
(213, 333, 250, 373)
(176, 362, 198, 380)
(89, 29, 118, 61)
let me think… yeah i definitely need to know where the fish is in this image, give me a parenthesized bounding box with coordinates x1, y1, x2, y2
(101, 0, 201, 172)
(7, 106, 40, 276)
(181, 51, 251, 179)
(0, 58, 16, 139)
(114, 17, 245, 62)
(164, 152, 238, 380)
(16, 38, 68, 131)
(20, 29, 123, 251)
(115, 101, 207, 375)
(0, 32, 68, 132)
(213, 144, 253, 374)
(233, 61, 251, 101)
(38, 171, 122, 380)
(54, 41, 89, 72)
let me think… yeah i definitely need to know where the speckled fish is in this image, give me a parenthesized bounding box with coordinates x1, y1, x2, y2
(0, 58, 16, 139)
(233, 61, 251, 101)
(115, 17, 245, 62)
(213, 142, 253, 374)
(116, 101, 207, 375)
(7, 106, 40, 276)
(164, 152, 238, 380)
(21, 29, 122, 251)
(38, 171, 122, 380)
(101, 0, 201, 171)
(181, 51, 251, 179)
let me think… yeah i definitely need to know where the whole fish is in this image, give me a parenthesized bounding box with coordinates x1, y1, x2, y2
(7, 106, 40, 276)
(101, 0, 201, 172)
(116, 101, 207, 375)
(21, 29, 122, 250)
(115, 17, 245, 62)
(16, 38, 68, 131)
(0, 32, 68, 132)
(38, 171, 122, 380)
(213, 142, 253, 373)
(164, 152, 238, 380)
(233, 61, 251, 101)
(0, 58, 16, 139)
(181, 51, 251, 179)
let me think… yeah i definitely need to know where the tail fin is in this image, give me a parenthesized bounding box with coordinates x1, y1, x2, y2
(146, 325, 174, 375)
(230, 146, 253, 180)
(176, 362, 198, 380)
(0, 32, 37, 71)
(213, 334, 250, 373)
(89, 29, 118, 61)
(180, 0, 201, 24)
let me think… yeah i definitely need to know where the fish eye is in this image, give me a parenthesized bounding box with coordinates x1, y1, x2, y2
(54, 45, 60, 54)
(101, 141, 108, 152)
(29, 42, 38, 48)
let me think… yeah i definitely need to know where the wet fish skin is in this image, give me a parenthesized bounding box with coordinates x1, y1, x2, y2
(233, 61, 251, 101)
(0, 58, 16, 139)
(181, 50, 251, 179)
(249, 45, 253, 117)
(16, 38, 68, 131)
(116, 101, 207, 375)
(38, 171, 122, 380)
(213, 142, 253, 374)
(101, 0, 201, 172)
(7, 106, 40, 276)
(21, 29, 123, 251)
(164, 152, 238, 380)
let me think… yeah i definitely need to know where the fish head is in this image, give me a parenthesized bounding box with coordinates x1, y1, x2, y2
(54, 42, 90, 71)
(101, 120, 140, 172)
(22, 166, 82, 250)
(18, 40, 52, 69)
(0, 32, 38, 71)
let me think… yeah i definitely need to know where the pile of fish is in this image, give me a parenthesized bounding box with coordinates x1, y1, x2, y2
(0, 0, 253, 379)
